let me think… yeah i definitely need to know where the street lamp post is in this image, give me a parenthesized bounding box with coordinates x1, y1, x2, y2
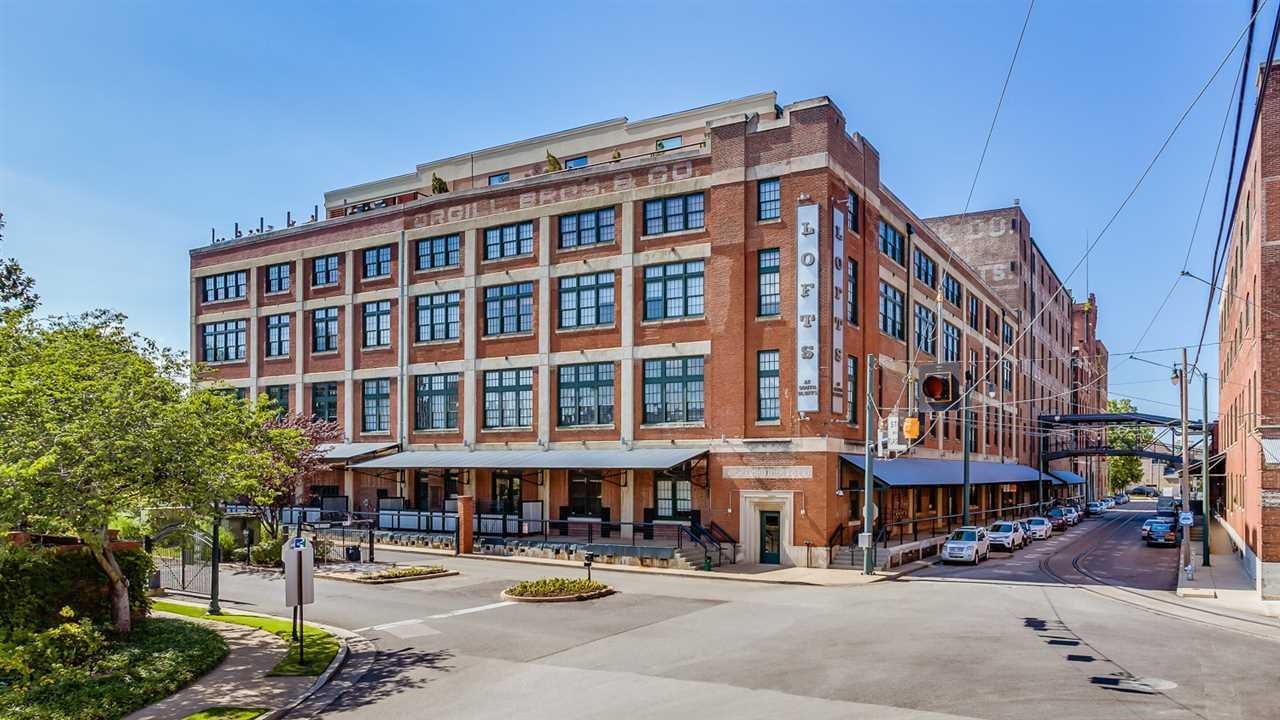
(1174, 349, 1192, 577)
(862, 354, 877, 575)
(1201, 369, 1211, 566)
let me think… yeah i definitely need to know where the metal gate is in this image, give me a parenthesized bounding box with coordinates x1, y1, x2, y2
(148, 524, 213, 596)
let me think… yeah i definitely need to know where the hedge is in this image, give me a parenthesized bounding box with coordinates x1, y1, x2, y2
(0, 543, 152, 637)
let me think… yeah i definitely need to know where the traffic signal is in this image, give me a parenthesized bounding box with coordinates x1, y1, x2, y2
(918, 363, 961, 411)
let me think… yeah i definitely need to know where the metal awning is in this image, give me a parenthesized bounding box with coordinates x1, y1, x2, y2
(319, 442, 398, 462)
(349, 447, 707, 471)
(840, 455, 1044, 487)
(1048, 470, 1087, 486)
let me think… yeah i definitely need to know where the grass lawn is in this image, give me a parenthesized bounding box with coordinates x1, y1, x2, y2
(0, 617, 228, 720)
(182, 707, 268, 720)
(154, 600, 338, 676)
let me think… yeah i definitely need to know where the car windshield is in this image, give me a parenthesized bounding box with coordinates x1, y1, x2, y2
(1048, 509, 1063, 517)
(949, 531, 977, 542)
(991, 523, 1013, 532)
(1029, 518, 1047, 525)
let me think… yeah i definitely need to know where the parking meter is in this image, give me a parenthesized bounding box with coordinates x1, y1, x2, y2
(583, 551, 596, 582)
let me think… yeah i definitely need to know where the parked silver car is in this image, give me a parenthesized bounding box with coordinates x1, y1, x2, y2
(941, 527, 991, 565)
(988, 521, 1027, 551)
(1024, 517, 1053, 540)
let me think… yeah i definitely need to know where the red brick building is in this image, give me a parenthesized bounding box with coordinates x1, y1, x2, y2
(191, 93, 1083, 568)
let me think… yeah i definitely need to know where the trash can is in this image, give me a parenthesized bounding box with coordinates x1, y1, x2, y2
(344, 545, 361, 562)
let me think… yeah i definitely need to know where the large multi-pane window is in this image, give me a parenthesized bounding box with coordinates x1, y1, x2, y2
(643, 192, 705, 235)
(557, 363, 615, 427)
(943, 273, 962, 306)
(265, 263, 291, 294)
(263, 385, 289, 416)
(312, 307, 338, 352)
(558, 272, 614, 328)
(363, 300, 392, 348)
(484, 282, 534, 335)
(758, 178, 781, 220)
(1002, 359, 1014, 391)
(363, 246, 392, 278)
(757, 350, 780, 421)
(416, 292, 460, 342)
(967, 295, 981, 330)
(643, 260, 704, 320)
(1002, 321, 1014, 346)
(914, 304, 936, 355)
(312, 255, 339, 286)
(484, 221, 534, 260)
(311, 382, 338, 421)
(417, 234, 461, 270)
(201, 320, 246, 362)
(569, 471, 603, 516)
(847, 190, 860, 233)
(415, 373, 459, 430)
(757, 249, 781, 316)
(265, 314, 290, 357)
(878, 282, 905, 340)
(642, 357, 704, 424)
(847, 258, 859, 324)
(201, 271, 247, 303)
(559, 208, 616, 248)
(484, 369, 534, 429)
(362, 379, 391, 433)
(655, 474, 692, 519)
(943, 322, 961, 362)
(847, 356, 858, 425)
(879, 221, 904, 265)
(913, 249, 937, 288)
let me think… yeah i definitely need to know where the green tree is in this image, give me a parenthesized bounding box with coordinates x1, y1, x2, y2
(1106, 398, 1153, 492)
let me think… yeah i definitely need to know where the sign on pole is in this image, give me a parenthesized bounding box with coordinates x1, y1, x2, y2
(283, 537, 315, 608)
(1178, 511, 1194, 527)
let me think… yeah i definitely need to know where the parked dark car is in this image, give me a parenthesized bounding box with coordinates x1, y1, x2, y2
(1146, 521, 1180, 547)
(1045, 510, 1069, 530)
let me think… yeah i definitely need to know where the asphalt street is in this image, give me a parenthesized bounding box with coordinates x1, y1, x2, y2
(211, 500, 1280, 720)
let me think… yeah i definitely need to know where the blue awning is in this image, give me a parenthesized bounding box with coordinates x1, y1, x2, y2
(1049, 470, 1087, 486)
(840, 455, 1046, 488)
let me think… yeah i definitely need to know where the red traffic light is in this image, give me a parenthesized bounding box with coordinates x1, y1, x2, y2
(921, 374, 952, 402)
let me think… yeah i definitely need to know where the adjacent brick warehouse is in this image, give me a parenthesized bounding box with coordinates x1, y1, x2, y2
(191, 92, 1090, 567)
(1218, 61, 1280, 599)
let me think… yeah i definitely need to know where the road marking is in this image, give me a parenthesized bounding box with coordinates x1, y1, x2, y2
(427, 601, 516, 619)
(353, 618, 424, 632)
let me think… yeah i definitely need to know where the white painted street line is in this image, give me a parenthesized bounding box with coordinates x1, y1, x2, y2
(353, 618, 425, 632)
(428, 600, 517, 619)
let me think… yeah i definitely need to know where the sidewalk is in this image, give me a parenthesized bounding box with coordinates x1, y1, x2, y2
(125, 612, 313, 720)
(1177, 542, 1280, 619)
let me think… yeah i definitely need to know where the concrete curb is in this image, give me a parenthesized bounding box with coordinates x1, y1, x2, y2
(321, 569, 459, 585)
(501, 586, 616, 603)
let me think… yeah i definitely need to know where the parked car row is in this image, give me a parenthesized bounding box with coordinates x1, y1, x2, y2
(941, 501, 1096, 565)
(1141, 516, 1182, 547)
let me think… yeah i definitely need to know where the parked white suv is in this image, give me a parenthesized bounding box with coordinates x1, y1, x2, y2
(1025, 517, 1053, 540)
(988, 521, 1027, 551)
(942, 526, 990, 565)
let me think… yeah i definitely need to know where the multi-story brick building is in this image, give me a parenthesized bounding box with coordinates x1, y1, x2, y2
(190, 93, 1079, 568)
(1217, 61, 1280, 599)
(1069, 294, 1109, 494)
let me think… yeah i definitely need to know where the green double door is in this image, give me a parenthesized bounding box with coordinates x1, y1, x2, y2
(759, 510, 781, 565)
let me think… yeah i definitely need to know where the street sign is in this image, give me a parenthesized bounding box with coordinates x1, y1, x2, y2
(1178, 511, 1194, 527)
(283, 541, 315, 608)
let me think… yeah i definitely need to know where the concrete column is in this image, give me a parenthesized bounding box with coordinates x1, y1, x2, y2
(398, 231, 410, 446)
(537, 216, 551, 447)
(621, 470, 635, 523)
(619, 201, 636, 443)
(294, 256, 305, 413)
(343, 251, 355, 438)
(463, 229, 478, 446)
(343, 469, 355, 512)
(248, 267, 259, 400)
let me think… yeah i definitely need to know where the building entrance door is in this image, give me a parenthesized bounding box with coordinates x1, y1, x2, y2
(759, 510, 781, 564)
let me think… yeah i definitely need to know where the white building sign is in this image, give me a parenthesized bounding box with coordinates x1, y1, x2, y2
(831, 208, 845, 415)
(796, 203, 820, 413)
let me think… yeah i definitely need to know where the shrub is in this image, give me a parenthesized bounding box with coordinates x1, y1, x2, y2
(504, 577, 608, 598)
(249, 534, 287, 567)
(0, 544, 152, 637)
(364, 565, 445, 580)
(0, 609, 106, 690)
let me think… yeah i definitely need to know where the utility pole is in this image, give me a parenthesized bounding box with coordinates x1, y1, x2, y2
(962, 370, 972, 526)
(1202, 370, 1211, 566)
(862, 354, 877, 575)
(1177, 348, 1193, 576)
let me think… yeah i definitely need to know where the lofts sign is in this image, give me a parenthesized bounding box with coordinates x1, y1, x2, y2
(796, 203, 820, 413)
(831, 207, 845, 415)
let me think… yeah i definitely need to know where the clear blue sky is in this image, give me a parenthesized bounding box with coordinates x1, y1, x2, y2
(1, 0, 1269, 417)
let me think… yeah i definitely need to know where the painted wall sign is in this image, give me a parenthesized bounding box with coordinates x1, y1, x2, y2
(796, 203, 820, 413)
(832, 208, 845, 415)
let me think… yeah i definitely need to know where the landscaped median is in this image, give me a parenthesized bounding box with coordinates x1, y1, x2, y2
(500, 577, 615, 603)
(318, 563, 458, 584)
(153, 601, 339, 676)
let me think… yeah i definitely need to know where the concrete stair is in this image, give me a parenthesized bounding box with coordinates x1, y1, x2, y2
(670, 549, 703, 570)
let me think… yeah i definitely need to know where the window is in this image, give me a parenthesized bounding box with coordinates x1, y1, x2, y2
(484, 221, 534, 260)
(558, 272, 615, 328)
(643, 192, 704, 235)
(655, 474, 692, 519)
(415, 373, 459, 430)
(491, 472, 521, 514)
(488, 172, 509, 186)
(265, 263, 291, 294)
(643, 260, 704, 320)
(201, 271, 247, 303)
(1002, 321, 1014, 346)
(943, 273, 962, 306)
(362, 246, 392, 279)
(914, 304, 936, 355)
(758, 249, 781, 316)
(363, 300, 392, 348)
(758, 178, 781, 220)
(847, 258, 859, 323)
(311, 382, 338, 421)
(642, 357, 704, 424)
(201, 320, 246, 362)
(569, 471, 603, 516)
(847, 191, 860, 233)
(484, 282, 534, 335)
(967, 295, 981, 330)
(656, 135, 682, 151)
(362, 379, 391, 433)
(757, 350, 780, 421)
(265, 314, 290, 357)
(262, 385, 289, 416)
(559, 207, 616, 248)
(312, 307, 338, 353)
(564, 155, 588, 170)
(879, 221, 904, 265)
(913, 249, 936, 288)
(313, 255, 339, 287)
(558, 363, 615, 427)
(484, 368, 534, 428)
(878, 282, 904, 340)
(416, 234, 460, 270)
(1002, 359, 1013, 391)
(943, 322, 961, 362)
(416, 292, 460, 342)
(847, 356, 858, 424)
